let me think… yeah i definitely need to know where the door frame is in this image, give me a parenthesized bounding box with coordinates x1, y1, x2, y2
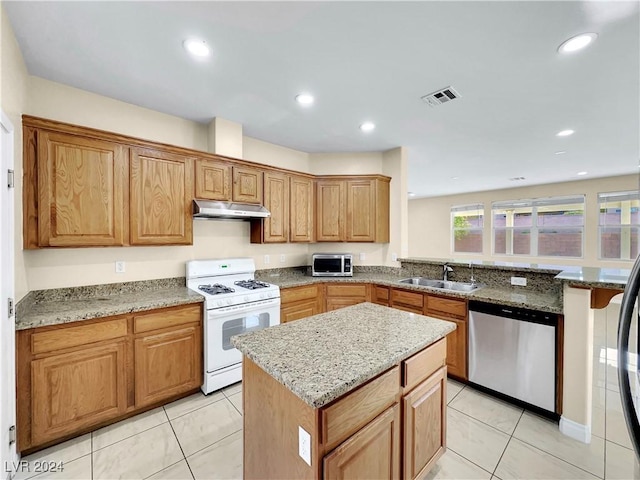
(0, 109, 17, 478)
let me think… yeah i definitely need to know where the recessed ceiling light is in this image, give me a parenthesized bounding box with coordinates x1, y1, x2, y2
(577, 171, 588, 176)
(556, 129, 575, 137)
(360, 122, 375, 132)
(555, 151, 567, 155)
(451, 176, 459, 180)
(509, 177, 526, 181)
(558, 33, 598, 54)
(295, 93, 314, 105)
(183, 39, 210, 57)
(408, 192, 416, 197)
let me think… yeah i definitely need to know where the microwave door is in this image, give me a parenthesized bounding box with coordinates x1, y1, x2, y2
(315, 258, 342, 274)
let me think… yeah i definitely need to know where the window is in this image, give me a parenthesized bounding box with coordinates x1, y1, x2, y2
(492, 195, 585, 258)
(598, 191, 640, 260)
(451, 204, 484, 253)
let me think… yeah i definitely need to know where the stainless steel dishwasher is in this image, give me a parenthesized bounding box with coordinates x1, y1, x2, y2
(468, 300, 558, 415)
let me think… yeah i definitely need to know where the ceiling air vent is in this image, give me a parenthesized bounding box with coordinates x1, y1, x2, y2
(421, 86, 461, 107)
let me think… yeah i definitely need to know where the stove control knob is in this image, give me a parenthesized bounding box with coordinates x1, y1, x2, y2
(217, 300, 223, 307)
(244, 296, 249, 302)
(226, 299, 232, 305)
(260, 293, 265, 299)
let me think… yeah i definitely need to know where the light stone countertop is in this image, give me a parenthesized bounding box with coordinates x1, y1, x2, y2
(555, 267, 629, 290)
(231, 302, 456, 408)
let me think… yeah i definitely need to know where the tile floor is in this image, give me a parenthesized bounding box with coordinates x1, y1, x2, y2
(15, 300, 640, 479)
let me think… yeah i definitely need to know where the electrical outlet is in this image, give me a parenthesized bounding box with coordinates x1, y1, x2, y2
(359, 252, 366, 262)
(280, 254, 286, 263)
(115, 261, 125, 273)
(391, 252, 398, 262)
(298, 426, 311, 466)
(511, 276, 527, 286)
(264, 255, 270, 265)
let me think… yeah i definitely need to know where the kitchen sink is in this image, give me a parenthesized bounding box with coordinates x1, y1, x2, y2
(398, 277, 483, 293)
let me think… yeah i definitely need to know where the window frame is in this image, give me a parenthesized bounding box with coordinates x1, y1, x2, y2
(597, 190, 640, 261)
(451, 204, 484, 254)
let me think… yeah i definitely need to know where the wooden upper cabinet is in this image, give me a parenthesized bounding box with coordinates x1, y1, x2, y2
(316, 179, 346, 242)
(251, 171, 289, 243)
(289, 176, 314, 242)
(36, 131, 127, 247)
(130, 147, 194, 245)
(194, 158, 231, 201)
(346, 178, 390, 243)
(232, 166, 263, 204)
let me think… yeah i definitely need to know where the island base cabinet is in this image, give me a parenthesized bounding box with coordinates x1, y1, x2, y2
(403, 367, 447, 480)
(323, 404, 401, 480)
(444, 319, 467, 380)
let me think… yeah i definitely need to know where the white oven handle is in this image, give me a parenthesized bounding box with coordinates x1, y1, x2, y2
(208, 297, 281, 317)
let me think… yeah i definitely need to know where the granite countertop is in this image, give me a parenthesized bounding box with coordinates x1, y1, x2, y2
(16, 278, 204, 331)
(257, 271, 564, 314)
(555, 267, 629, 290)
(399, 257, 567, 274)
(231, 302, 456, 408)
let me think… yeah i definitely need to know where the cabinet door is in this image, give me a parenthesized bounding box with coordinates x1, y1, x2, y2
(373, 286, 390, 306)
(37, 131, 126, 247)
(290, 176, 314, 242)
(323, 404, 400, 480)
(134, 325, 202, 407)
(194, 158, 231, 201)
(281, 299, 322, 323)
(326, 297, 366, 312)
(262, 172, 289, 243)
(346, 179, 376, 242)
(31, 341, 127, 445)
(232, 166, 263, 204)
(403, 367, 446, 480)
(130, 148, 194, 245)
(316, 180, 345, 241)
(445, 318, 467, 380)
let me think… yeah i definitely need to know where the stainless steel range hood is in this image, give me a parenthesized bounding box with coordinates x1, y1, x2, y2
(193, 199, 270, 219)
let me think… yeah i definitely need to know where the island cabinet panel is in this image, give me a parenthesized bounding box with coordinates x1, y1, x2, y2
(425, 295, 468, 381)
(290, 176, 315, 242)
(130, 147, 194, 245)
(31, 340, 128, 446)
(325, 284, 370, 312)
(390, 288, 424, 314)
(316, 180, 346, 241)
(194, 158, 231, 201)
(250, 171, 289, 243)
(402, 367, 447, 480)
(402, 338, 446, 392)
(280, 285, 324, 323)
(36, 130, 127, 247)
(232, 166, 263, 204)
(323, 404, 401, 480)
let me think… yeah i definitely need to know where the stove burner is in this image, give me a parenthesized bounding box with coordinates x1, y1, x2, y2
(198, 284, 235, 295)
(234, 279, 270, 290)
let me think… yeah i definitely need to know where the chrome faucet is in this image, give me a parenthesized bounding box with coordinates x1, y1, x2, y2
(469, 263, 477, 287)
(443, 263, 453, 281)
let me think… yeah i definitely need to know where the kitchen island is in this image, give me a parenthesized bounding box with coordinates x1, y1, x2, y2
(232, 302, 456, 480)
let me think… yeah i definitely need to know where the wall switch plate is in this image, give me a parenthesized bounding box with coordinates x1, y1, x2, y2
(115, 261, 125, 273)
(298, 426, 312, 466)
(391, 252, 398, 262)
(359, 252, 366, 262)
(264, 255, 270, 265)
(511, 276, 527, 286)
(280, 254, 286, 263)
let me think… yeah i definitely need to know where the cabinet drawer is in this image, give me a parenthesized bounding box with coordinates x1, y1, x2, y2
(373, 286, 389, 304)
(403, 339, 446, 392)
(31, 318, 128, 355)
(134, 304, 201, 333)
(321, 366, 400, 451)
(391, 289, 424, 309)
(326, 284, 368, 298)
(281, 285, 320, 304)
(426, 295, 466, 319)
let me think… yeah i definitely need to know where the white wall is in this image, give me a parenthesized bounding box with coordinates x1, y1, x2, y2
(309, 152, 383, 176)
(408, 174, 639, 268)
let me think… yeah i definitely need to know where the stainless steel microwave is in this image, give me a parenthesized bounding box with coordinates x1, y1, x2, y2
(312, 254, 353, 277)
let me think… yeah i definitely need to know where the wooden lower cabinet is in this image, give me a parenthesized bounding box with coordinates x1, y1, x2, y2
(324, 404, 401, 480)
(280, 284, 324, 323)
(403, 367, 447, 480)
(17, 303, 203, 454)
(390, 288, 424, 314)
(425, 294, 468, 381)
(325, 284, 370, 312)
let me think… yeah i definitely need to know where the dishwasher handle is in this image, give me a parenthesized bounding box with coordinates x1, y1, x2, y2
(469, 300, 558, 327)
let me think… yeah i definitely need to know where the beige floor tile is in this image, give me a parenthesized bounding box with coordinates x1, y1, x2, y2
(449, 387, 523, 434)
(228, 392, 242, 414)
(146, 460, 194, 480)
(14, 434, 91, 480)
(495, 438, 599, 480)
(423, 449, 491, 480)
(606, 388, 633, 449)
(93, 423, 183, 480)
(446, 408, 510, 473)
(605, 441, 640, 480)
(592, 386, 606, 439)
(171, 398, 242, 457)
(512, 412, 604, 478)
(223, 382, 242, 396)
(187, 431, 242, 480)
(30, 454, 91, 480)
(93, 406, 168, 450)
(447, 379, 464, 404)
(164, 391, 225, 420)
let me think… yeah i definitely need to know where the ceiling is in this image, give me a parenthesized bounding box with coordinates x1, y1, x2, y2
(4, 1, 639, 198)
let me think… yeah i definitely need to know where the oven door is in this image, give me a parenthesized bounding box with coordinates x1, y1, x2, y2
(205, 299, 280, 373)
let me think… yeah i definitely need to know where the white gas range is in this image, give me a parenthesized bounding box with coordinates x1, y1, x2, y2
(186, 258, 280, 394)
